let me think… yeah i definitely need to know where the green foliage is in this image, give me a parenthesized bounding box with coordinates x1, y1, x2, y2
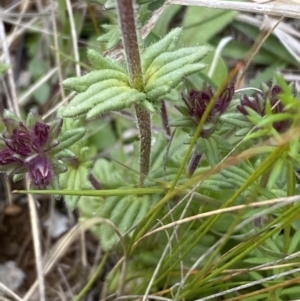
(13, 0, 300, 299)
(181, 7, 237, 45)
(62, 28, 210, 119)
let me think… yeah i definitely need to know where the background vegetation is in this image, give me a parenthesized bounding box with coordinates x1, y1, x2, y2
(1, 0, 300, 300)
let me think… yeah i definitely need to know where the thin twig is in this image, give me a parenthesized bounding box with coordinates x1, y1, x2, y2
(51, 1, 65, 100)
(66, 0, 81, 77)
(0, 20, 20, 115)
(26, 180, 46, 301)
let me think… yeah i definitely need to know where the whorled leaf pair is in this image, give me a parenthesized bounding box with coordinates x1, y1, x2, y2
(62, 28, 211, 120)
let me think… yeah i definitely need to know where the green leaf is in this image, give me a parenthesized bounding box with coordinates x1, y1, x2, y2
(145, 63, 207, 94)
(86, 89, 147, 119)
(25, 110, 42, 128)
(220, 112, 251, 128)
(60, 164, 92, 209)
(141, 28, 182, 72)
(267, 158, 285, 190)
(92, 159, 131, 189)
(233, 21, 298, 66)
(97, 24, 121, 49)
(97, 194, 155, 250)
(181, 8, 237, 45)
(216, 39, 278, 65)
(288, 228, 300, 254)
(55, 128, 86, 151)
(152, 5, 182, 37)
(62, 70, 129, 92)
(64, 81, 130, 116)
(169, 117, 194, 128)
(145, 85, 170, 102)
(203, 137, 220, 166)
(87, 49, 125, 72)
(145, 46, 210, 81)
(200, 48, 228, 87)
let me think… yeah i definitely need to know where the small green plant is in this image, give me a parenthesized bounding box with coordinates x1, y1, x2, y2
(3, 0, 300, 300)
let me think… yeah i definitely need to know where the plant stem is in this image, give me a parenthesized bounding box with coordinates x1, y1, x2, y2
(116, 0, 151, 186)
(135, 104, 151, 185)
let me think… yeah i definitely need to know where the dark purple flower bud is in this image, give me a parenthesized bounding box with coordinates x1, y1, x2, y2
(214, 81, 235, 115)
(0, 148, 17, 165)
(89, 173, 102, 190)
(183, 82, 234, 123)
(237, 94, 264, 116)
(5, 123, 32, 156)
(27, 155, 53, 189)
(33, 122, 50, 149)
(187, 149, 202, 177)
(238, 84, 291, 133)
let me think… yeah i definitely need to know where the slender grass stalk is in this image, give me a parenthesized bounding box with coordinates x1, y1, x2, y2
(284, 160, 295, 253)
(116, 0, 151, 186)
(72, 252, 109, 301)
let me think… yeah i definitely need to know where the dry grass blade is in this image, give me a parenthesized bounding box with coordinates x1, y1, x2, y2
(26, 185, 46, 301)
(0, 283, 23, 301)
(194, 268, 300, 301)
(0, 20, 19, 115)
(23, 218, 127, 301)
(167, 0, 300, 18)
(139, 194, 300, 241)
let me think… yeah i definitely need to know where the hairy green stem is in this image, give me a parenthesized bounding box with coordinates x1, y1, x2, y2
(116, 0, 151, 186)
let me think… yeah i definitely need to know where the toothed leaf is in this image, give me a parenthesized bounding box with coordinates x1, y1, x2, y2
(86, 89, 146, 119)
(142, 28, 182, 71)
(96, 194, 156, 250)
(60, 164, 92, 210)
(64, 82, 131, 117)
(145, 46, 210, 81)
(62, 70, 128, 92)
(87, 49, 125, 72)
(145, 63, 207, 94)
(54, 128, 86, 152)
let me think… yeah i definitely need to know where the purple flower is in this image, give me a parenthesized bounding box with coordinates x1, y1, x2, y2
(5, 123, 32, 156)
(27, 155, 53, 189)
(0, 110, 64, 189)
(183, 82, 234, 123)
(181, 82, 235, 137)
(237, 84, 290, 133)
(33, 122, 50, 149)
(0, 149, 17, 165)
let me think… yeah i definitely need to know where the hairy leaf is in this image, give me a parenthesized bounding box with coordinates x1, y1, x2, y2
(97, 194, 155, 250)
(142, 28, 182, 72)
(145, 46, 210, 81)
(62, 70, 128, 92)
(86, 89, 147, 119)
(64, 82, 130, 117)
(145, 63, 207, 95)
(87, 49, 125, 72)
